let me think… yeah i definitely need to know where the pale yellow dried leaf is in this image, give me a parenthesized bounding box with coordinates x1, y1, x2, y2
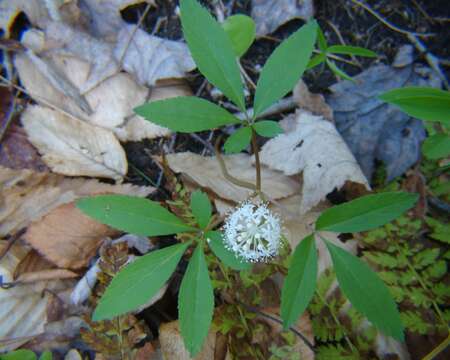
(258, 111, 369, 214)
(0, 166, 154, 236)
(16, 269, 79, 283)
(167, 152, 299, 203)
(0, 243, 71, 352)
(159, 321, 216, 360)
(115, 25, 196, 86)
(116, 80, 192, 141)
(22, 105, 127, 180)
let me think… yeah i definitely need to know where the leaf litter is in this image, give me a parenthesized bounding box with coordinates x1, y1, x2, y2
(0, 0, 447, 358)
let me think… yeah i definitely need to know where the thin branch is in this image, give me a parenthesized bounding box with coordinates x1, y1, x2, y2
(214, 136, 256, 191)
(349, 0, 434, 38)
(240, 302, 316, 353)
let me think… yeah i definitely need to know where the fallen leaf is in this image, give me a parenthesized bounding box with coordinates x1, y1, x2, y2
(251, 0, 314, 36)
(114, 25, 196, 86)
(0, 0, 49, 37)
(116, 80, 192, 142)
(22, 105, 128, 180)
(0, 242, 73, 352)
(258, 111, 369, 214)
(159, 320, 216, 360)
(326, 64, 441, 181)
(80, 0, 150, 39)
(15, 269, 79, 283)
(0, 87, 48, 171)
(64, 349, 83, 360)
(293, 80, 333, 120)
(0, 166, 154, 236)
(166, 152, 299, 203)
(43, 21, 118, 93)
(25, 202, 119, 269)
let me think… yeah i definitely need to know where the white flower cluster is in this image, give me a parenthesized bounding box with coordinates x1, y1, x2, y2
(223, 201, 281, 262)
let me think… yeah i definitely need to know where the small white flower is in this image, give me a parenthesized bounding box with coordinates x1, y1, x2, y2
(223, 201, 281, 262)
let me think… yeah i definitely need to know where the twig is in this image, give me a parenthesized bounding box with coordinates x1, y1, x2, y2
(239, 302, 316, 353)
(0, 90, 19, 143)
(0, 229, 26, 262)
(406, 33, 449, 89)
(190, 133, 215, 153)
(349, 0, 434, 38)
(239, 62, 256, 90)
(326, 20, 362, 68)
(0, 75, 89, 124)
(422, 333, 450, 360)
(117, 1, 154, 67)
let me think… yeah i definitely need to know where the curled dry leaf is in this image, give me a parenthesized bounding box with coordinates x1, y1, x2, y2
(258, 111, 369, 214)
(166, 152, 299, 203)
(115, 25, 196, 86)
(0, 242, 73, 352)
(22, 105, 127, 180)
(251, 0, 314, 36)
(80, 0, 150, 39)
(44, 21, 118, 93)
(159, 321, 216, 360)
(25, 202, 119, 269)
(0, 166, 154, 236)
(293, 80, 333, 120)
(116, 80, 192, 142)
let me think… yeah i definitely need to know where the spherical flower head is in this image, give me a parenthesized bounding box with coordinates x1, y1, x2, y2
(223, 201, 281, 262)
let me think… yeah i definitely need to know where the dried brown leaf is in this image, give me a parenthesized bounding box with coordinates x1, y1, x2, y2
(159, 321, 216, 360)
(25, 202, 119, 269)
(0, 166, 154, 236)
(166, 152, 299, 203)
(22, 105, 128, 180)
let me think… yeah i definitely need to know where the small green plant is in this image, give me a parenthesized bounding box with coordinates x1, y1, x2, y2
(76, 0, 419, 356)
(0, 350, 52, 360)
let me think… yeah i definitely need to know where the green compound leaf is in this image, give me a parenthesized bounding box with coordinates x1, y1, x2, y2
(325, 241, 404, 341)
(0, 350, 37, 360)
(93, 242, 190, 321)
(306, 53, 326, 69)
(39, 352, 52, 360)
(316, 192, 419, 233)
(422, 133, 450, 159)
(206, 231, 251, 270)
(326, 59, 354, 81)
(253, 20, 317, 117)
(317, 26, 328, 52)
(77, 195, 196, 236)
(253, 120, 283, 138)
(224, 126, 252, 153)
(179, 245, 214, 357)
(135, 97, 239, 133)
(281, 234, 317, 329)
(180, 0, 245, 111)
(223, 14, 256, 57)
(379, 87, 450, 124)
(327, 45, 377, 57)
(190, 190, 212, 229)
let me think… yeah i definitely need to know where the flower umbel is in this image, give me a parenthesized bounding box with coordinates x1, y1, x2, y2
(223, 201, 281, 262)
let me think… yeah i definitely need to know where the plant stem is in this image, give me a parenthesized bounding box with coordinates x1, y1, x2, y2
(251, 128, 261, 192)
(422, 333, 450, 360)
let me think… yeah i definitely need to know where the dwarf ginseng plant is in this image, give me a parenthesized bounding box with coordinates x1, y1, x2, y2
(77, 0, 418, 356)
